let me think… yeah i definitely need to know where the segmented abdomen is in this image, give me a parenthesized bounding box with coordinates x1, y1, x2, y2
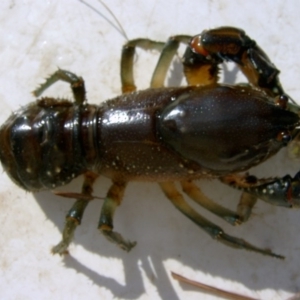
(0, 98, 99, 191)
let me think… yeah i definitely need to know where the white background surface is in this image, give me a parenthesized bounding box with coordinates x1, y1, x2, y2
(0, 0, 300, 299)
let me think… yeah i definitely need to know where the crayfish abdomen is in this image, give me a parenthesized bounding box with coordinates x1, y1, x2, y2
(0, 98, 97, 191)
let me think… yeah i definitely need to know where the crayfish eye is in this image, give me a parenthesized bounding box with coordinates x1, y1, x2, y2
(276, 130, 292, 145)
(275, 94, 289, 109)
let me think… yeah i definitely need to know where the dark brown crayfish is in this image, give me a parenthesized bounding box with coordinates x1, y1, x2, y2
(1, 27, 300, 258)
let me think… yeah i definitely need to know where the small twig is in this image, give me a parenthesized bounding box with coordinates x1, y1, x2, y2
(171, 272, 259, 300)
